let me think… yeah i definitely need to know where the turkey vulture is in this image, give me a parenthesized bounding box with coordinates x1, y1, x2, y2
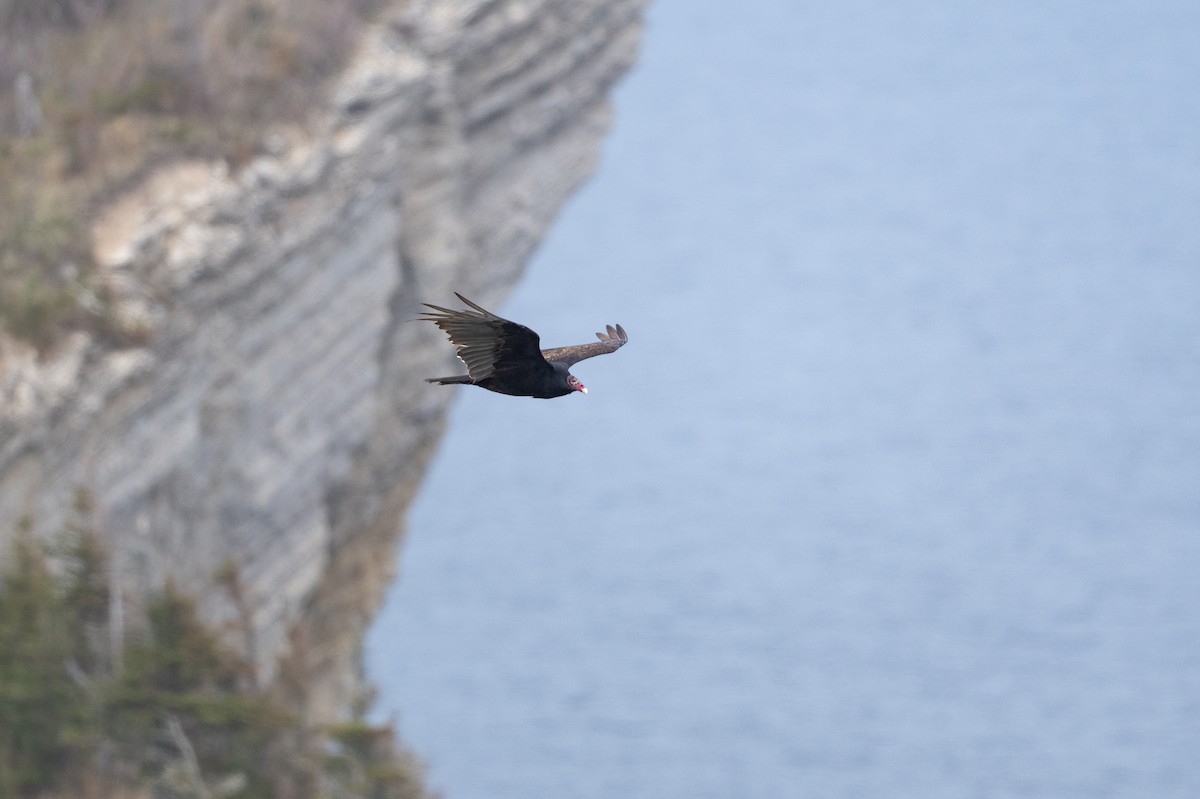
(421, 293, 628, 398)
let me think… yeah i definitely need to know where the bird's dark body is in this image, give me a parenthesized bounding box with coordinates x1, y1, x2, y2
(429, 362, 572, 398)
(421, 294, 627, 399)
(483, 362, 574, 398)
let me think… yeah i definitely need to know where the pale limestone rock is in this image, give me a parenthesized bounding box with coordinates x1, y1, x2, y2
(0, 0, 646, 723)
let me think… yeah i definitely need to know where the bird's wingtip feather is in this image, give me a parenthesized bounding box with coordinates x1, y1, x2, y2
(454, 293, 493, 316)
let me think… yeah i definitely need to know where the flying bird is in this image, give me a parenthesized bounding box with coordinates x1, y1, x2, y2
(421, 293, 628, 398)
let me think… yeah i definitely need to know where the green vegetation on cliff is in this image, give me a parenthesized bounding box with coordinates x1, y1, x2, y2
(0, 494, 429, 799)
(0, 0, 384, 350)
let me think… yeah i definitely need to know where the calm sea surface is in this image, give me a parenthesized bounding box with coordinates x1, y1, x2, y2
(366, 1, 1200, 796)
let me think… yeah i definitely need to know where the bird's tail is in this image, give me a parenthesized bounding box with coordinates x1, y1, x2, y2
(425, 375, 473, 385)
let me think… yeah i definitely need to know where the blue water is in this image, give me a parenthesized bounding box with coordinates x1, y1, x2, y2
(365, 1, 1200, 797)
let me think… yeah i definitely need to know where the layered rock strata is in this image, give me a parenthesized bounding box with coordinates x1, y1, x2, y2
(0, 0, 646, 722)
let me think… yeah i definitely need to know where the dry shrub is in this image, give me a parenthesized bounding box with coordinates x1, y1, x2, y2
(0, 0, 388, 353)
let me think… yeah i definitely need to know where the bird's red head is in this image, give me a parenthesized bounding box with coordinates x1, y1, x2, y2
(567, 375, 587, 394)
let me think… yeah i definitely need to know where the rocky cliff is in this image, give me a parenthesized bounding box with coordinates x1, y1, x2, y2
(0, 0, 646, 722)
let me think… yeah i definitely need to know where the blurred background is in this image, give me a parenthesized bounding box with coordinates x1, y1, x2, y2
(367, 1, 1200, 797)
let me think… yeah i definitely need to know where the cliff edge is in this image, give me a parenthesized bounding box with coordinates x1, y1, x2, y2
(0, 0, 646, 723)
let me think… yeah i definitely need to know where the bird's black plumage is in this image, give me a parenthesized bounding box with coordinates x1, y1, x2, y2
(421, 293, 628, 398)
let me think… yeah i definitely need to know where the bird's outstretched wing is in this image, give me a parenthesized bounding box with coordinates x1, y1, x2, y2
(420, 293, 549, 380)
(540, 324, 628, 368)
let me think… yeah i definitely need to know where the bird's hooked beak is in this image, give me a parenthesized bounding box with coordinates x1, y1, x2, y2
(577, 383, 588, 394)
